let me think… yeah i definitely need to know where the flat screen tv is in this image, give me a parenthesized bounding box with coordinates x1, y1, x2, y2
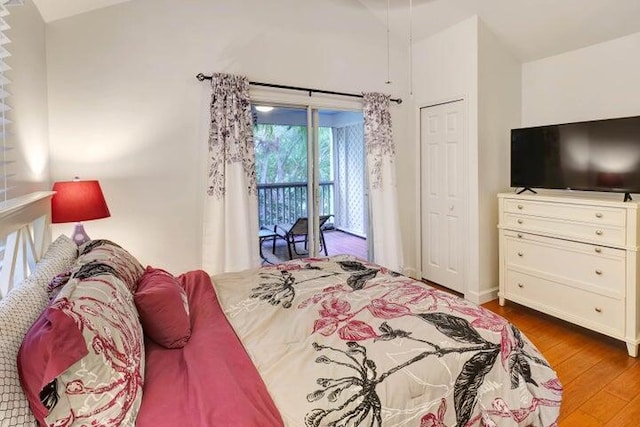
(511, 115, 640, 196)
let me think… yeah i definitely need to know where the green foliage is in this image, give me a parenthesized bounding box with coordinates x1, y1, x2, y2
(254, 124, 333, 184)
(318, 128, 332, 182)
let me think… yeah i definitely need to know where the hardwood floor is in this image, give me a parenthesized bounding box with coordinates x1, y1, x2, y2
(482, 299, 640, 426)
(324, 230, 367, 259)
(261, 229, 367, 264)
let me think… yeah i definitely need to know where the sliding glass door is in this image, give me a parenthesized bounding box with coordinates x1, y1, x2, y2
(253, 104, 367, 263)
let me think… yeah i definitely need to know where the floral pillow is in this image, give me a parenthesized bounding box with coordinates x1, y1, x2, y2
(46, 270, 73, 301)
(18, 254, 145, 426)
(77, 239, 145, 292)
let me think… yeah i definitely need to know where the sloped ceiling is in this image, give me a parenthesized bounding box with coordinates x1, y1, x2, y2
(32, 0, 640, 61)
(357, 0, 640, 61)
(32, 0, 131, 23)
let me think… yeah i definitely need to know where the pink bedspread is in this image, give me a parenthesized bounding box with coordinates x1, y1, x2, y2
(136, 270, 283, 427)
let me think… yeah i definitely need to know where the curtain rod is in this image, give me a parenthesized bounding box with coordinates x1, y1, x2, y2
(195, 73, 402, 104)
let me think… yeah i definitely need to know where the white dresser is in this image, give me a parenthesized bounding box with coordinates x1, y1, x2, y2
(497, 192, 640, 357)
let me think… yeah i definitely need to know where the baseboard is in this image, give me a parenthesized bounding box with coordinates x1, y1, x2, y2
(332, 227, 366, 239)
(465, 286, 499, 305)
(402, 267, 418, 280)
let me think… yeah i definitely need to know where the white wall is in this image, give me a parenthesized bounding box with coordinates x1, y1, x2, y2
(6, 0, 50, 198)
(46, 0, 411, 274)
(411, 16, 521, 303)
(411, 16, 479, 296)
(412, 17, 479, 108)
(477, 20, 521, 301)
(522, 31, 640, 126)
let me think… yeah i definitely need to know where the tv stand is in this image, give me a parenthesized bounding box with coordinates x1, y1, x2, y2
(625, 193, 633, 202)
(516, 187, 537, 195)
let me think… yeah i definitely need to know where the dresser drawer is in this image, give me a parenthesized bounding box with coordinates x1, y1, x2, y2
(503, 199, 626, 227)
(504, 231, 625, 297)
(504, 269, 624, 336)
(503, 212, 626, 246)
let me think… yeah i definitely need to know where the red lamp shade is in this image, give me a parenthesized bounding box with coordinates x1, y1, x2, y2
(51, 180, 111, 224)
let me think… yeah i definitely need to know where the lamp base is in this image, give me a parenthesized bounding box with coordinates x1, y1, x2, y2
(71, 223, 91, 246)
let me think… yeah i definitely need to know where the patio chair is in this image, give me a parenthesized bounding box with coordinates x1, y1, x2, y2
(273, 215, 332, 260)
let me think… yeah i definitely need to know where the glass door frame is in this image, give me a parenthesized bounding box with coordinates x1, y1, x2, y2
(251, 96, 365, 259)
(306, 106, 320, 257)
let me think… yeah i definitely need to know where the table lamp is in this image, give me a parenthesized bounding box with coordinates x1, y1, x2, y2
(51, 178, 111, 245)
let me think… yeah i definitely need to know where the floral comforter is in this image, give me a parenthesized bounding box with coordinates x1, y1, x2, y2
(211, 255, 562, 427)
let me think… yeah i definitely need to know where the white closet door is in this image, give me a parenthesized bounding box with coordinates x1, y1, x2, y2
(420, 100, 466, 293)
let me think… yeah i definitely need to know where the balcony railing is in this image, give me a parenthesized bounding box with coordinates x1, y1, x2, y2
(258, 182, 334, 228)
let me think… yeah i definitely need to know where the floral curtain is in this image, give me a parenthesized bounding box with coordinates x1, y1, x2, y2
(363, 92, 404, 271)
(202, 73, 259, 274)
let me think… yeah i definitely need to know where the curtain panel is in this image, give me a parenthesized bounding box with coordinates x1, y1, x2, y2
(202, 73, 259, 274)
(363, 92, 404, 272)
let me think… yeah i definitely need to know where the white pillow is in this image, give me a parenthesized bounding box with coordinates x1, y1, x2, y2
(0, 235, 78, 427)
(33, 235, 79, 283)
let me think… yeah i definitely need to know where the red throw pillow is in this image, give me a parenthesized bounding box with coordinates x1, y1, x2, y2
(134, 267, 191, 349)
(18, 307, 89, 424)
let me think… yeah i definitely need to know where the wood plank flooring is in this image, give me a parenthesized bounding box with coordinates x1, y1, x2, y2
(482, 299, 640, 426)
(261, 229, 367, 264)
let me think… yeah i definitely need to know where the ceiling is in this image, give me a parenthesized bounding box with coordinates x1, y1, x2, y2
(357, 0, 640, 61)
(32, 0, 131, 23)
(32, 0, 640, 62)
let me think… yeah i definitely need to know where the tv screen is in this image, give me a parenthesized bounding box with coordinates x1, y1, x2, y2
(511, 116, 640, 194)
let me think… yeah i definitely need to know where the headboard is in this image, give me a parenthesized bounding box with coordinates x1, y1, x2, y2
(0, 191, 55, 298)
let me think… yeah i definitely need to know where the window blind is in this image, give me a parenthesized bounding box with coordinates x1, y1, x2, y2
(0, 1, 16, 276)
(0, 2, 12, 203)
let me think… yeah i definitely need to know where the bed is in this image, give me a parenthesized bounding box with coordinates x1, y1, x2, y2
(0, 193, 562, 427)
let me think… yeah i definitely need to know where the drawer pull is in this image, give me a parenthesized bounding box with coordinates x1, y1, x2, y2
(517, 204, 523, 210)
(517, 252, 524, 257)
(595, 269, 603, 275)
(594, 307, 602, 313)
(517, 233, 523, 239)
(595, 247, 602, 253)
(518, 283, 524, 288)
(517, 219, 523, 224)
(595, 230, 603, 236)
(595, 212, 603, 218)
